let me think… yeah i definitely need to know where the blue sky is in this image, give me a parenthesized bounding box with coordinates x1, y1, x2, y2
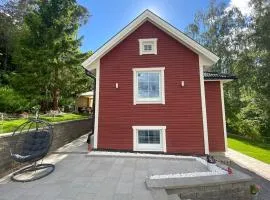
(78, 0, 230, 53)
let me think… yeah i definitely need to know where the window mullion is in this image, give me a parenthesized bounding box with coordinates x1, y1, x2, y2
(147, 72, 150, 99)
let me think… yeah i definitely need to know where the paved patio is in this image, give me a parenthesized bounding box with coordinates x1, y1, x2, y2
(0, 135, 208, 200)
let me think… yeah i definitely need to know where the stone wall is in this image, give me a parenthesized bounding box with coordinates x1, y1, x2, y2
(0, 118, 92, 177)
(146, 163, 253, 200)
(167, 181, 252, 200)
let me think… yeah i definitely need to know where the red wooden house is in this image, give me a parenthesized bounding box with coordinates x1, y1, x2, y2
(82, 10, 235, 155)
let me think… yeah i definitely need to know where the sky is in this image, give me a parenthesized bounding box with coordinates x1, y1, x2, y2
(78, 0, 251, 53)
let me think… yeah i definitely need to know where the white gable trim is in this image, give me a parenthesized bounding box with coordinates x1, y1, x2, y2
(82, 10, 219, 70)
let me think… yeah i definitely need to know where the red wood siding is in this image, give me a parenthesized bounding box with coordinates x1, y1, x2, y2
(98, 21, 205, 154)
(205, 81, 225, 152)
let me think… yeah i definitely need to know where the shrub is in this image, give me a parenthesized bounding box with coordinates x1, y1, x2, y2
(0, 86, 31, 113)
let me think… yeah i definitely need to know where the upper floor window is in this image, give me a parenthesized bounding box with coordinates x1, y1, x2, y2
(133, 67, 165, 105)
(139, 38, 157, 55)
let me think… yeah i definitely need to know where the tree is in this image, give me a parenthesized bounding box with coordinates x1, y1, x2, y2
(185, 0, 247, 73)
(0, 0, 31, 85)
(12, 0, 90, 111)
(249, 0, 270, 137)
(185, 0, 265, 138)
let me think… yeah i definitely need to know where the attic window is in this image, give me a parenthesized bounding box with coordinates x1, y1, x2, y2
(139, 38, 157, 55)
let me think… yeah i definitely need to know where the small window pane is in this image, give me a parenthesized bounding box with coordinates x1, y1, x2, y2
(144, 44, 152, 51)
(148, 72, 159, 82)
(138, 72, 148, 82)
(138, 82, 149, 98)
(138, 131, 148, 144)
(149, 82, 159, 97)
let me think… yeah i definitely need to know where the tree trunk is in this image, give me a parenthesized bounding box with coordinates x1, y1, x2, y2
(3, 41, 8, 71)
(52, 67, 59, 111)
(52, 88, 60, 111)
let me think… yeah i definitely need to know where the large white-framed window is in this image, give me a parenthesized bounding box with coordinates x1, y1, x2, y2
(133, 67, 165, 105)
(132, 126, 166, 152)
(139, 38, 157, 55)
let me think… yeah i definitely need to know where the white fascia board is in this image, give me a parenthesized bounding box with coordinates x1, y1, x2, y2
(82, 11, 149, 69)
(82, 10, 219, 70)
(85, 59, 100, 71)
(148, 15, 219, 64)
(204, 79, 234, 82)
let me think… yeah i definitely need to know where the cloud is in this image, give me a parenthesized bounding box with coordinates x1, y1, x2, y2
(227, 0, 252, 16)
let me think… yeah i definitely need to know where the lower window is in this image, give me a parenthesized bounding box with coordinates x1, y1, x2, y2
(133, 126, 166, 152)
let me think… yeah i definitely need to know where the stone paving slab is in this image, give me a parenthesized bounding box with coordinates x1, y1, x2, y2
(0, 135, 209, 200)
(227, 148, 270, 181)
(146, 167, 252, 189)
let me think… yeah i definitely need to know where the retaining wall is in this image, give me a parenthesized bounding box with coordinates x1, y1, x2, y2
(0, 118, 92, 177)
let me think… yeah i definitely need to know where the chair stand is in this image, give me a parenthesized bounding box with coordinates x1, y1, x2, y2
(11, 163, 55, 182)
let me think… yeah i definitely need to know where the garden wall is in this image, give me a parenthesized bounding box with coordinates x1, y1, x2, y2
(0, 118, 92, 177)
(167, 181, 252, 200)
(146, 163, 253, 200)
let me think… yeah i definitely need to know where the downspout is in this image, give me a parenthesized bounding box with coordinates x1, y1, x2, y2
(84, 68, 96, 144)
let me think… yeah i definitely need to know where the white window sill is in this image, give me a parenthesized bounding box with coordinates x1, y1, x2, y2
(134, 101, 165, 105)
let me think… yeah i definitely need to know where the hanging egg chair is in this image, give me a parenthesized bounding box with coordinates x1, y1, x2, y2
(9, 118, 55, 182)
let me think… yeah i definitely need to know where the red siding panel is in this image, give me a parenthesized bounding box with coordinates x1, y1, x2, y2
(205, 81, 225, 152)
(98, 21, 205, 154)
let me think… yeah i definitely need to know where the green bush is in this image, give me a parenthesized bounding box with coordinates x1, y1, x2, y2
(0, 86, 31, 113)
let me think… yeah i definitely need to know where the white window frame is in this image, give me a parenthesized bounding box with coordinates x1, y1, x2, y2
(139, 38, 157, 55)
(133, 67, 165, 105)
(132, 126, 166, 152)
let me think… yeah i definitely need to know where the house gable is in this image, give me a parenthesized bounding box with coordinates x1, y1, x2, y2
(82, 10, 219, 71)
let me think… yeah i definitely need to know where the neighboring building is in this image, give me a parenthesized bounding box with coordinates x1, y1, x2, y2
(82, 10, 236, 155)
(75, 91, 94, 113)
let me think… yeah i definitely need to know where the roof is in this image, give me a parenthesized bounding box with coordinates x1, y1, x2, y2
(82, 10, 219, 70)
(79, 91, 94, 97)
(204, 72, 237, 81)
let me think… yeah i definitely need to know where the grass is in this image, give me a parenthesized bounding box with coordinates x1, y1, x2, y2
(228, 136, 270, 164)
(0, 113, 88, 134)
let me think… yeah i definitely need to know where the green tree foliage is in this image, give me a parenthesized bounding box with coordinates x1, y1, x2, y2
(0, 86, 31, 113)
(250, 0, 270, 137)
(11, 0, 91, 111)
(186, 0, 270, 139)
(0, 0, 31, 85)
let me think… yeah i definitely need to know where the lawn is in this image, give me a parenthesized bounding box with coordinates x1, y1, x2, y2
(0, 113, 88, 134)
(228, 136, 270, 164)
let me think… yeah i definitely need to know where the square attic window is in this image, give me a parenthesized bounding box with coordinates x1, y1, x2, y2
(139, 38, 157, 55)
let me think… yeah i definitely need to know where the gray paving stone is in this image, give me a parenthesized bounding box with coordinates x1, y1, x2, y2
(114, 193, 133, 200)
(116, 182, 133, 194)
(132, 191, 154, 200)
(0, 135, 217, 200)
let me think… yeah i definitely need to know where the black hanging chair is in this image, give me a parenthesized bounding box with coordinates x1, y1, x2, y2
(9, 118, 55, 182)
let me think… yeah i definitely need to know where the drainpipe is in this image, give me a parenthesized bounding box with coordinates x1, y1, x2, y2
(84, 68, 96, 145)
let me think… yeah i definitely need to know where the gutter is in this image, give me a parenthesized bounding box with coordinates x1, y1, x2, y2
(84, 67, 96, 144)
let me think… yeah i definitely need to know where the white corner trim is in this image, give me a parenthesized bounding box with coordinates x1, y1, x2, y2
(82, 10, 219, 69)
(132, 126, 167, 152)
(133, 67, 165, 105)
(93, 60, 100, 149)
(220, 81, 228, 152)
(139, 38, 158, 55)
(199, 64, 209, 155)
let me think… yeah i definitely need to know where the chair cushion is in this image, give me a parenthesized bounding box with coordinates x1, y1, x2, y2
(11, 130, 51, 163)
